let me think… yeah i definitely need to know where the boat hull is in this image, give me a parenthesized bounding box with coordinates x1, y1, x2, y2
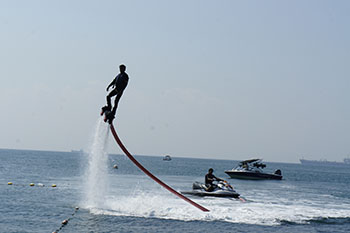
(225, 171, 282, 180)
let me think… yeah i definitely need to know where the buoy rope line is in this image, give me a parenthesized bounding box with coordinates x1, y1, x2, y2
(52, 207, 79, 233)
(4, 182, 57, 187)
(5, 182, 77, 232)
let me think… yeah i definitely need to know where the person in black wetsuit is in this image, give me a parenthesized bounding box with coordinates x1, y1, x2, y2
(205, 168, 224, 192)
(101, 64, 129, 123)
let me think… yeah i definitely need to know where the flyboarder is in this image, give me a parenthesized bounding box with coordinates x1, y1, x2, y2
(101, 64, 129, 123)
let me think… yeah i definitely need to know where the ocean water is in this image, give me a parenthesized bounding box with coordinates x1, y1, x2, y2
(1, 120, 350, 232)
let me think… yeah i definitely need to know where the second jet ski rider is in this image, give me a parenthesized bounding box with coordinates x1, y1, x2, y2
(205, 168, 224, 192)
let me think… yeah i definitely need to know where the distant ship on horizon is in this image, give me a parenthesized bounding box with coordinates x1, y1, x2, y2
(300, 158, 350, 166)
(71, 149, 84, 153)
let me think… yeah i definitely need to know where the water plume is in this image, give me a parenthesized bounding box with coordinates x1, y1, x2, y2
(83, 118, 110, 209)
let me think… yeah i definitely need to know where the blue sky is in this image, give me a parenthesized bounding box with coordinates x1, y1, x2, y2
(1, 0, 349, 163)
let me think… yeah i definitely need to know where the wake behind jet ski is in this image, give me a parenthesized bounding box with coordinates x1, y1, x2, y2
(181, 180, 240, 198)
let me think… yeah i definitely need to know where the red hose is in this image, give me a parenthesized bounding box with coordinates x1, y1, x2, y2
(110, 124, 210, 212)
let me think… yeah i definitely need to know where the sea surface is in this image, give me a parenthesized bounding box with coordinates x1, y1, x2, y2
(1, 120, 350, 233)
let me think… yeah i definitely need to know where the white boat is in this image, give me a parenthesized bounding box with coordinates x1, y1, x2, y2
(163, 155, 172, 161)
(225, 159, 282, 180)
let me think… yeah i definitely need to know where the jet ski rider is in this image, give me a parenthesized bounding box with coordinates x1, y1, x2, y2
(205, 168, 224, 192)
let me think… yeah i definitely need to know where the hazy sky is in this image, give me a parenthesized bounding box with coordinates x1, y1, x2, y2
(1, 0, 349, 163)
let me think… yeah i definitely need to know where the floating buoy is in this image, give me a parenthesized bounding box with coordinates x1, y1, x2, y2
(62, 219, 68, 225)
(30, 183, 35, 186)
(8, 182, 13, 185)
(51, 184, 57, 187)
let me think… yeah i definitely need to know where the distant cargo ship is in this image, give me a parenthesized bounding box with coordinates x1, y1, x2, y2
(71, 149, 84, 153)
(300, 158, 350, 166)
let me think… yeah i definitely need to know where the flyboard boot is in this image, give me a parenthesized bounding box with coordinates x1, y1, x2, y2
(100, 105, 111, 116)
(104, 111, 115, 124)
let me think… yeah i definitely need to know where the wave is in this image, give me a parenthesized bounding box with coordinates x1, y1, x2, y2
(279, 217, 350, 226)
(308, 217, 350, 225)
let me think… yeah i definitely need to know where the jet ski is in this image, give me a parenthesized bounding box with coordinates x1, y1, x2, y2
(181, 180, 240, 198)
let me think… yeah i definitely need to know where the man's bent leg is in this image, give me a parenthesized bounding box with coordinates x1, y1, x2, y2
(107, 89, 118, 110)
(111, 92, 123, 115)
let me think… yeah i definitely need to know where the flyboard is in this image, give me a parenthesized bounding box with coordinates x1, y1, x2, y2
(108, 122, 210, 212)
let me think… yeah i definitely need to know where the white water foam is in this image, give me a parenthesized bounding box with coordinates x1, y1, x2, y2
(82, 118, 110, 210)
(95, 193, 350, 225)
(87, 175, 350, 226)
